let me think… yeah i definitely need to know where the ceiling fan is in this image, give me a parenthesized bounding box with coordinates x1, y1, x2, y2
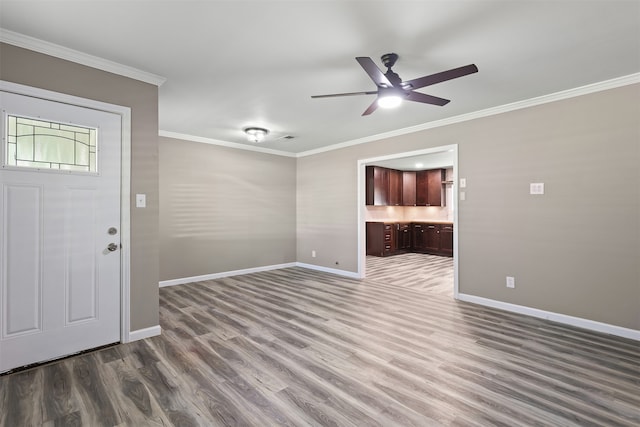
(311, 53, 478, 116)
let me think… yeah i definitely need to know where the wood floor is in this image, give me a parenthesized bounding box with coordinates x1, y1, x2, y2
(1, 254, 639, 426)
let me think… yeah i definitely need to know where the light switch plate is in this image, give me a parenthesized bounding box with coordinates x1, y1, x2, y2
(530, 183, 544, 195)
(460, 178, 467, 188)
(136, 193, 146, 208)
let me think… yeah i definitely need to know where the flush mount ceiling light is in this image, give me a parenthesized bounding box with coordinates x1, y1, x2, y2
(244, 127, 269, 143)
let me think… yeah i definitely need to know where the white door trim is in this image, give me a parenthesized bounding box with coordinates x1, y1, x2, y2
(0, 80, 132, 343)
(357, 144, 460, 298)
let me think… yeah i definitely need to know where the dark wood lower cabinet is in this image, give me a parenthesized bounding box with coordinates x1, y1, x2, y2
(423, 224, 441, 253)
(366, 222, 395, 256)
(440, 224, 454, 256)
(396, 223, 412, 251)
(369, 221, 453, 257)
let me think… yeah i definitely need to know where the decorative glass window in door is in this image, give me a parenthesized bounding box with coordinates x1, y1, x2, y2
(5, 115, 97, 173)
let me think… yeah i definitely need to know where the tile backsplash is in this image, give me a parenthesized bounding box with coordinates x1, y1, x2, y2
(365, 205, 452, 222)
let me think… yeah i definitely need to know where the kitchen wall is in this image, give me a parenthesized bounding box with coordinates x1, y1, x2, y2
(297, 83, 640, 330)
(158, 136, 297, 281)
(0, 43, 160, 332)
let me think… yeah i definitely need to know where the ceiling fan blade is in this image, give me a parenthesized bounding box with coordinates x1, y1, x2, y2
(405, 91, 450, 106)
(404, 64, 478, 90)
(362, 98, 379, 116)
(356, 57, 393, 88)
(311, 90, 377, 99)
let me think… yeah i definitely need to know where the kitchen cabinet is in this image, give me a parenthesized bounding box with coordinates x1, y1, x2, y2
(416, 169, 444, 206)
(366, 166, 445, 207)
(388, 169, 403, 206)
(402, 171, 416, 206)
(369, 221, 453, 257)
(440, 224, 454, 256)
(412, 222, 453, 256)
(366, 166, 388, 206)
(396, 223, 412, 251)
(412, 223, 426, 251)
(366, 222, 395, 256)
(423, 224, 441, 253)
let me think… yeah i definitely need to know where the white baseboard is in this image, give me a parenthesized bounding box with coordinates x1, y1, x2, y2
(127, 325, 162, 342)
(159, 262, 360, 289)
(457, 293, 639, 341)
(159, 262, 297, 287)
(295, 262, 361, 279)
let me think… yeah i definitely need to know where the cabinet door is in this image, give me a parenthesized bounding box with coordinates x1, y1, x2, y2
(388, 169, 403, 206)
(402, 171, 416, 206)
(412, 224, 425, 250)
(424, 224, 441, 252)
(365, 166, 388, 206)
(440, 224, 454, 256)
(397, 224, 412, 250)
(415, 171, 429, 205)
(426, 169, 444, 207)
(415, 169, 445, 206)
(366, 222, 384, 256)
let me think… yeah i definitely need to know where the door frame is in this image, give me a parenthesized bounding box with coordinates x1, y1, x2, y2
(1, 80, 132, 343)
(357, 144, 460, 298)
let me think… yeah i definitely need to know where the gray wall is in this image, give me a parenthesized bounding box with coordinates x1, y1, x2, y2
(297, 84, 640, 330)
(0, 43, 160, 332)
(159, 137, 297, 281)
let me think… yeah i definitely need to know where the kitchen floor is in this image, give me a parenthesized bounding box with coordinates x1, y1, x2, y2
(366, 252, 454, 296)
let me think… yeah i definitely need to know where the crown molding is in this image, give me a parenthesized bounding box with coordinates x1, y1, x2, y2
(159, 131, 297, 158)
(0, 28, 166, 86)
(296, 72, 640, 158)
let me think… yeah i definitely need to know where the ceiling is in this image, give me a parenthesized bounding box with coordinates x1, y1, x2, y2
(1, 1, 639, 156)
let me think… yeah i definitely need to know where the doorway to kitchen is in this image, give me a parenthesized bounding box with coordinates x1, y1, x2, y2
(357, 145, 459, 298)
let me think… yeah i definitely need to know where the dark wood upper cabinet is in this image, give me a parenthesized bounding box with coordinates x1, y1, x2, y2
(367, 166, 445, 207)
(402, 171, 416, 206)
(415, 171, 429, 205)
(426, 169, 445, 206)
(416, 169, 444, 206)
(365, 166, 388, 206)
(388, 169, 403, 206)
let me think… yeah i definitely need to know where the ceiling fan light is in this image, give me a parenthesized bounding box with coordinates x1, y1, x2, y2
(377, 95, 402, 109)
(244, 127, 269, 143)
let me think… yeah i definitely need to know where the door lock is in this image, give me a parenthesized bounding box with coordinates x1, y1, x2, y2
(107, 243, 119, 252)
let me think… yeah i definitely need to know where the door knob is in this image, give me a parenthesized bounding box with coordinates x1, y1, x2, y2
(107, 243, 119, 252)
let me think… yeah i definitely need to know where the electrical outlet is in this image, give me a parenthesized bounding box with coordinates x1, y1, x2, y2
(506, 276, 515, 288)
(312, 250, 316, 258)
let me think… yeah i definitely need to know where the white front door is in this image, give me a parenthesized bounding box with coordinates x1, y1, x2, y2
(0, 91, 121, 373)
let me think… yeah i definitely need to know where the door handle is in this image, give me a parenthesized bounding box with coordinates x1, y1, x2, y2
(107, 243, 119, 252)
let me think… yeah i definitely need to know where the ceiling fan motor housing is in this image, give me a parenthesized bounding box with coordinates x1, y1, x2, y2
(381, 53, 399, 69)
